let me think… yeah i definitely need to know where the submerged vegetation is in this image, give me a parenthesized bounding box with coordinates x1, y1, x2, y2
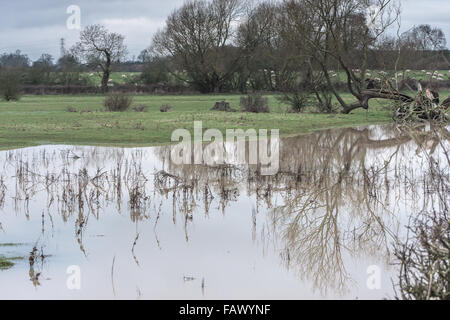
(0, 256, 24, 270)
(0, 124, 448, 297)
(0, 243, 26, 270)
(395, 210, 449, 300)
(393, 144, 449, 300)
(0, 0, 449, 301)
(0, 257, 14, 270)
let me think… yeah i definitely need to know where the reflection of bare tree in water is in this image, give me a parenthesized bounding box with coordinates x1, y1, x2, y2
(392, 126, 449, 300)
(28, 245, 48, 287)
(156, 124, 449, 295)
(0, 176, 6, 209)
(266, 125, 449, 294)
(1, 124, 448, 296)
(0, 175, 5, 232)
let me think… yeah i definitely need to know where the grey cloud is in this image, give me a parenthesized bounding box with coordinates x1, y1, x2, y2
(1, 0, 184, 60)
(0, 0, 449, 61)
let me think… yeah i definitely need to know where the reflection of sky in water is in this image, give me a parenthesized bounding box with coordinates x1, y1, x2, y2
(0, 125, 448, 300)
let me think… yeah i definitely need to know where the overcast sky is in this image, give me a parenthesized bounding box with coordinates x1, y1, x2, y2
(0, 0, 449, 61)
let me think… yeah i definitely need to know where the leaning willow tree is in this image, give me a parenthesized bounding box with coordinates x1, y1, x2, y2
(280, 0, 450, 115)
(280, 0, 403, 113)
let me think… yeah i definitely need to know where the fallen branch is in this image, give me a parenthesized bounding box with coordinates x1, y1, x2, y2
(343, 89, 414, 114)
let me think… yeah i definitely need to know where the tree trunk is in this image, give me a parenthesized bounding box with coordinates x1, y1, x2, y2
(442, 96, 450, 108)
(342, 89, 414, 114)
(101, 70, 110, 93)
(101, 54, 112, 93)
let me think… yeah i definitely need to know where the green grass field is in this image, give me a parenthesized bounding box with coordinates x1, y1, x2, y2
(331, 69, 450, 82)
(0, 92, 446, 150)
(80, 72, 141, 85)
(82, 69, 450, 86)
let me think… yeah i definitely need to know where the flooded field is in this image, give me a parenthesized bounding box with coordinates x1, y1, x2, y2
(0, 124, 448, 300)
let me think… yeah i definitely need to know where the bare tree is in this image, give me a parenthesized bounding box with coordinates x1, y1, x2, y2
(281, 0, 405, 113)
(399, 25, 448, 70)
(151, 0, 244, 93)
(72, 24, 127, 92)
(29, 54, 55, 85)
(0, 67, 23, 101)
(237, 1, 303, 92)
(57, 53, 82, 86)
(407, 25, 447, 51)
(0, 50, 30, 69)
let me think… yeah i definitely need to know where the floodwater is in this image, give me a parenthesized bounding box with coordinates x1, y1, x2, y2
(0, 124, 448, 300)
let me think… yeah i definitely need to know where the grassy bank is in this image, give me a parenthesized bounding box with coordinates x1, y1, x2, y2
(0, 93, 426, 150)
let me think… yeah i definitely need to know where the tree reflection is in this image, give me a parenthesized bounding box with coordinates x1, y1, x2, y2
(156, 124, 449, 294)
(1, 124, 448, 296)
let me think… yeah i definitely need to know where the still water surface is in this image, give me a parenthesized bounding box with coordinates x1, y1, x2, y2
(0, 124, 448, 299)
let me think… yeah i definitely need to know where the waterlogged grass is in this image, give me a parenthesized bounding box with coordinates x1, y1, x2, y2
(0, 243, 24, 247)
(0, 257, 14, 270)
(1, 92, 446, 150)
(0, 256, 24, 270)
(0, 243, 26, 270)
